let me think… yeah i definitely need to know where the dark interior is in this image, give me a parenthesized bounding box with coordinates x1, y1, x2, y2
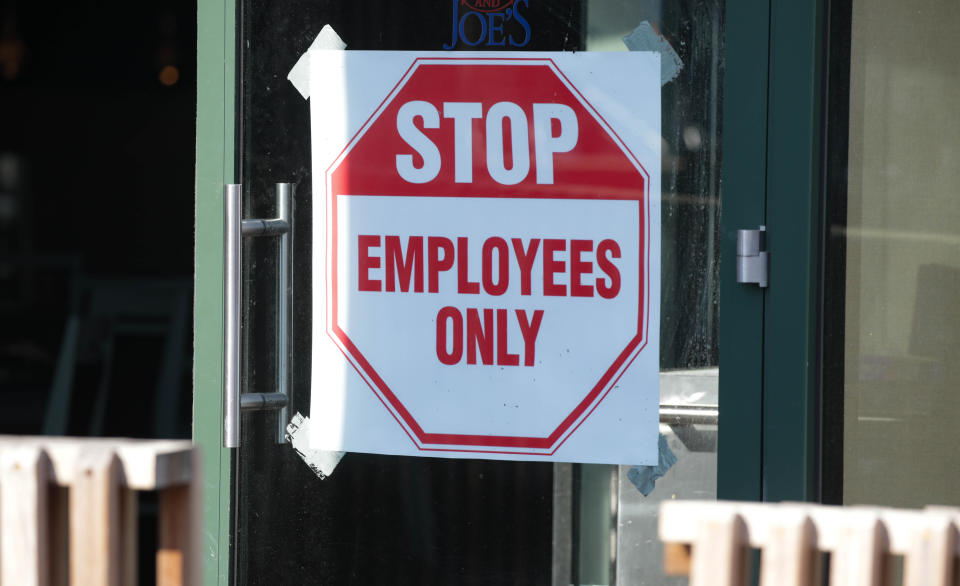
(0, 2, 196, 582)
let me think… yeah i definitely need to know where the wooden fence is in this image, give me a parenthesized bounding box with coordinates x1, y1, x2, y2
(0, 436, 199, 586)
(660, 500, 960, 586)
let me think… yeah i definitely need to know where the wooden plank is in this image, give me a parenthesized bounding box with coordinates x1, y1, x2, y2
(120, 489, 138, 586)
(157, 450, 201, 586)
(158, 485, 187, 586)
(903, 515, 956, 586)
(0, 447, 51, 586)
(661, 501, 960, 555)
(828, 512, 885, 586)
(70, 450, 121, 586)
(690, 512, 747, 586)
(0, 437, 193, 490)
(663, 543, 691, 576)
(925, 507, 960, 556)
(662, 500, 775, 547)
(759, 510, 816, 586)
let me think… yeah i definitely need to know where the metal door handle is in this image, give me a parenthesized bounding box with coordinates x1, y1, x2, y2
(224, 185, 241, 448)
(223, 183, 292, 448)
(659, 404, 718, 425)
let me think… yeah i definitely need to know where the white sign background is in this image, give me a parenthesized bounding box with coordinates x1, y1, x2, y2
(308, 51, 661, 464)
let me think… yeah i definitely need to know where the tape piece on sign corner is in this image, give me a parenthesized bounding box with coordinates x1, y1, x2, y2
(287, 25, 347, 100)
(627, 433, 677, 496)
(285, 412, 345, 479)
(622, 21, 683, 86)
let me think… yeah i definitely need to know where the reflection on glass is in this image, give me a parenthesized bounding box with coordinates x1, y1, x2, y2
(843, 0, 960, 508)
(581, 2, 722, 584)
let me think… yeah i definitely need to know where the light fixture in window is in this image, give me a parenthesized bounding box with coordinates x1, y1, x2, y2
(158, 65, 179, 86)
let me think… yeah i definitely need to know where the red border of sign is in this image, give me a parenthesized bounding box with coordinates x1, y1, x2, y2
(323, 57, 651, 455)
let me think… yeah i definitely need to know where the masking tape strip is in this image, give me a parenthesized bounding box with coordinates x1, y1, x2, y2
(286, 412, 345, 479)
(623, 21, 683, 86)
(287, 25, 347, 100)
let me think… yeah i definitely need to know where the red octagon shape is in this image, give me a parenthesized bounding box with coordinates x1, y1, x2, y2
(325, 58, 650, 455)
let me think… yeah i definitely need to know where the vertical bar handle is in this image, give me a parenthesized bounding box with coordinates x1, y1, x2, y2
(223, 184, 241, 448)
(275, 183, 291, 444)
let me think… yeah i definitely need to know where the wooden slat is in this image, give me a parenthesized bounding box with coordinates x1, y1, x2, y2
(826, 512, 886, 586)
(759, 509, 816, 586)
(0, 437, 193, 490)
(120, 489, 138, 586)
(157, 450, 201, 586)
(903, 515, 957, 586)
(0, 447, 51, 586)
(70, 450, 122, 586)
(158, 485, 187, 586)
(663, 542, 692, 576)
(690, 512, 747, 586)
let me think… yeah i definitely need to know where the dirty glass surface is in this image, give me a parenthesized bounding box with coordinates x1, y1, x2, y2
(236, 1, 722, 583)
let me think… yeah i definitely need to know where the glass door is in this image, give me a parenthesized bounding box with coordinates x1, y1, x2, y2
(234, 4, 723, 583)
(192, 0, 790, 583)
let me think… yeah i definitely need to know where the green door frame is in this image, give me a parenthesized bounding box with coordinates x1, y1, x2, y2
(194, 0, 235, 583)
(718, 0, 826, 503)
(761, 0, 825, 503)
(194, 0, 827, 582)
(716, 0, 770, 503)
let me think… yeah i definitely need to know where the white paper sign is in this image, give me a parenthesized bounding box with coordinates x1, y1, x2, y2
(308, 51, 661, 464)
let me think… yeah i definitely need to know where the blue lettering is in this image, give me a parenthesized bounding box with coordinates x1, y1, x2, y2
(487, 13, 506, 46)
(444, 0, 529, 50)
(443, 0, 460, 50)
(459, 11, 487, 47)
(508, 0, 531, 47)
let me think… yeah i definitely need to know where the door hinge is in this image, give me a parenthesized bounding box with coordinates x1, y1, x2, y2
(737, 226, 769, 288)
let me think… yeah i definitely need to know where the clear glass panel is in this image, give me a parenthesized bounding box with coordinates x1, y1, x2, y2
(842, 0, 960, 507)
(236, 1, 722, 583)
(584, 3, 722, 584)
